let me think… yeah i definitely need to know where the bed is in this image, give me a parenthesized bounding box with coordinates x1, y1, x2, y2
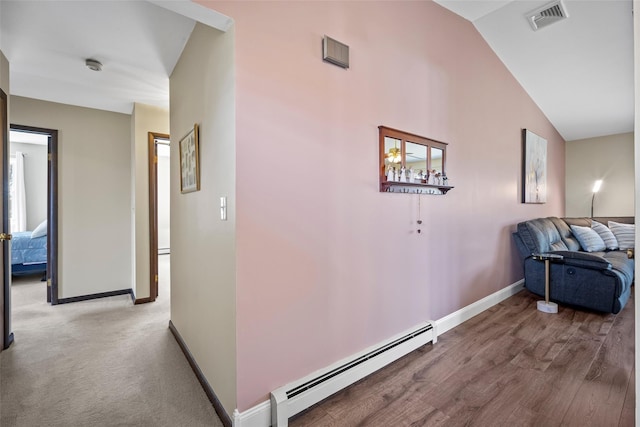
(11, 221, 47, 277)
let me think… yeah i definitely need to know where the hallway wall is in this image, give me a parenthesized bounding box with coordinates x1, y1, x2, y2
(169, 23, 237, 414)
(131, 103, 169, 300)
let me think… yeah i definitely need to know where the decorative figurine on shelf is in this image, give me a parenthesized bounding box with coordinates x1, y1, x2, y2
(435, 172, 442, 186)
(409, 168, 415, 183)
(399, 166, 407, 183)
(387, 166, 396, 182)
(427, 170, 436, 185)
(442, 173, 449, 186)
(417, 170, 424, 183)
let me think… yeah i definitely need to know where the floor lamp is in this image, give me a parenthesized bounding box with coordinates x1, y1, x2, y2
(591, 179, 602, 218)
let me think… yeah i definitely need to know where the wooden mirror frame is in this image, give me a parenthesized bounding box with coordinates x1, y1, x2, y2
(378, 126, 451, 194)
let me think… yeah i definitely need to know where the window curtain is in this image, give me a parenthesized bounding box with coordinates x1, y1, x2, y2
(11, 151, 27, 232)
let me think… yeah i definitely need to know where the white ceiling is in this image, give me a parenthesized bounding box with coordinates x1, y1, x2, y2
(0, 0, 230, 115)
(0, 1, 633, 142)
(435, 0, 634, 141)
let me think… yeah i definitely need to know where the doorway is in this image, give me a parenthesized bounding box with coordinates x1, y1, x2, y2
(147, 132, 170, 302)
(4, 124, 59, 331)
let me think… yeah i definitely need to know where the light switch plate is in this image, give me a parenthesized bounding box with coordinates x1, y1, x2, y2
(220, 197, 227, 221)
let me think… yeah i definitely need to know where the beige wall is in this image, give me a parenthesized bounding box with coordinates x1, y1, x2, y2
(131, 103, 169, 300)
(169, 23, 237, 414)
(0, 51, 8, 96)
(10, 96, 132, 299)
(566, 132, 634, 217)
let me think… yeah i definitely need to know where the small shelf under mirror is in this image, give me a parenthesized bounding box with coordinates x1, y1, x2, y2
(381, 181, 454, 195)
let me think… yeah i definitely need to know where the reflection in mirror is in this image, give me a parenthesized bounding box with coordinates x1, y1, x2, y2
(431, 147, 443, 174)
(384, 136, 402, 167)
(405, 141, 427, 180)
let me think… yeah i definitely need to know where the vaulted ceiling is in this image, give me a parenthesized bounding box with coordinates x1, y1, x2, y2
(435, 0, 634, 141)
(0, 1, 633, 142)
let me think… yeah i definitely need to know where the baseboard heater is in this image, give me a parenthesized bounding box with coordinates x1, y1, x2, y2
(270, 321, 437, 426)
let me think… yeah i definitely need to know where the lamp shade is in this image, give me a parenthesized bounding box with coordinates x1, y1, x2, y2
(592, 180, 603, 193)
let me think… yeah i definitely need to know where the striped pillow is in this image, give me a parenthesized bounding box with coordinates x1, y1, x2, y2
(608, 221, 635, 250)
(570, 225, 606, 252)
(591, 221, 619, 250)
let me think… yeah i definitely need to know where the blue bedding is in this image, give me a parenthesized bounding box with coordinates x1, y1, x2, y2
(11, 231, 47, 266)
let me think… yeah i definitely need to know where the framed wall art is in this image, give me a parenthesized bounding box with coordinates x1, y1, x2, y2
(179, 123, 200, 194)
(522, 129, 547, 204)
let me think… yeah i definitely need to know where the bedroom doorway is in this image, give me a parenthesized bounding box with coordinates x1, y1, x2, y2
(7, 124, 59, 306)
(148, 132, 170, 302)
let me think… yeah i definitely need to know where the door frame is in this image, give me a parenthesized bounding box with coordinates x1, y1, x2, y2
(9, 124, 59, 305)
(147, 131, 169, 303)
(2, 89, 12, 349)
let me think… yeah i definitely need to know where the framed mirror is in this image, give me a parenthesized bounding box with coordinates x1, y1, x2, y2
(379, 126, 448, 192)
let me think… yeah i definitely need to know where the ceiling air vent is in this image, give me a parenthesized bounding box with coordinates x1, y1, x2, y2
(526, 0, 568, 31)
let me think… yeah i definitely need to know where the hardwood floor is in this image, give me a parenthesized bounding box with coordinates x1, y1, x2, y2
(290, 289, 635, 427)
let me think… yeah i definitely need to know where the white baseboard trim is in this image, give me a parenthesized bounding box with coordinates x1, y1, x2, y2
(232, 402, 271, 427)
(434, 279, 525, 336)
(232, 279, 525, 427)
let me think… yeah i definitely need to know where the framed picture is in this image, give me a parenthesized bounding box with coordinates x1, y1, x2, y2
(522, 129, 547, 203)
(179, 123, 200, 193)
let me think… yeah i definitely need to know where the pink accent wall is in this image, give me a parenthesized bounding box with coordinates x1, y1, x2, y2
(201, 1, 565, 411)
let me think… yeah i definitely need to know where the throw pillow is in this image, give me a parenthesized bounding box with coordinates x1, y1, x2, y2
(608, 221, 635, 250)
(591, 221, 619, 250)
(570, 225, 606, 252)
(31, 220, 47, 239)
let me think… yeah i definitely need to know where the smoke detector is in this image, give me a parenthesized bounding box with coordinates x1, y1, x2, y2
(526, 0, 569, 31)
(85, 58, 103, 72)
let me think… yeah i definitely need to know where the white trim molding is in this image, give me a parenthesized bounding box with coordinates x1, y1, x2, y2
(434, 279, 525, 336)
(145, 0, 234, 32)
(232, 402, 270, 427)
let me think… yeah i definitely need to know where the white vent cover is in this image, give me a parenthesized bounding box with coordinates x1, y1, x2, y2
(526, 0, 569, 31)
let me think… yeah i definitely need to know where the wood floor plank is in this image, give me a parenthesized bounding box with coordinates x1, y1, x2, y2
(290, 407, 338, 427)
(312, 346, 437, 423)
(505, 404, 560, 427)
(456, 367, 545, 427)
(619, 366, 635, 427)
(517, 331, 610, 421)
(354, 393, 447, 427)
(559, 291, 635, 427)
(409, 302, 538, 387)
(509, 307, 583, 371)
(291, 290, 634, 427)
(319, 302, 534, 424)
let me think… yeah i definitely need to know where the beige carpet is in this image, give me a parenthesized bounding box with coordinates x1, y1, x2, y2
(1, 255, 223, 427)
